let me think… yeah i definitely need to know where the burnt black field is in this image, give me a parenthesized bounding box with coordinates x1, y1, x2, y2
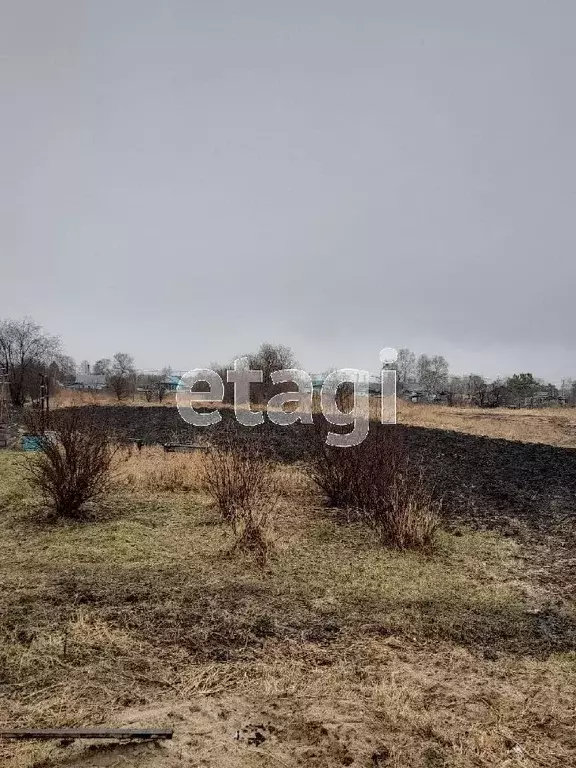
(56, 405, 576, 535)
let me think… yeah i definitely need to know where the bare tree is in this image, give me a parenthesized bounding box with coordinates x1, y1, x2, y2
(157, 367, 173, 402)
(212, 343, 297, 405)
(49, 354, 77, 388)
(107, 352, 136, 401)
(416, 354, 449, 394)
(138, 372, 169, 402)
(0, 317, 61, 407)
(93, 358, 111, 376)
(486, 378, 509, 407)
(506, 373, 537, 407)
(112, 352, 134, 375)
(248, 342, 297, 403)
(248, 343, 296, 377)
(560, 379, 575, 405)
(467, 374, 488, 407)
(446, 375, 466, 406)
(157, 382, 168, 402)
(390, 348, 416, 390)
(138, 373, 157, 402)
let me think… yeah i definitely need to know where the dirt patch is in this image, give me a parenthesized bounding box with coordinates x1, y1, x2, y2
(48, 695, 365, 768)
(8, 639, 576, 768)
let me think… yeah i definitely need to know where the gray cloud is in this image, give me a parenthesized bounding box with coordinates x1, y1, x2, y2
(1, 1, 574, 381)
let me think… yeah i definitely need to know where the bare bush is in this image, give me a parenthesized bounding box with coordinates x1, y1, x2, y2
(24, 408, 117, 519)
(308, 434, 358, 509)
(202, 433, 279, 564)
(309, 425, 440, 549)
(374, 466, 440, 549)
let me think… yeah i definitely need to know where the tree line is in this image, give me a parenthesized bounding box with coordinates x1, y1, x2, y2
(389, 348, 575, 407)
(1, 317, 575, 409)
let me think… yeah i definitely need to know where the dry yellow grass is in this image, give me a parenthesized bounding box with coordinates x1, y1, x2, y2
(115, 445, 314, 497)
(396, 400, 576, 448)
(51, 389, 178, 409)
(0, 448, 575, 766)
(115, 445, 208, 493)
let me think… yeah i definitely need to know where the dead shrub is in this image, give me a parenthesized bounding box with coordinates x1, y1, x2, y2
(309, 424, 440, 549)
(24, 408, 117, 520)
(202, 433, 279, 564)
(375, 465, 440, 549)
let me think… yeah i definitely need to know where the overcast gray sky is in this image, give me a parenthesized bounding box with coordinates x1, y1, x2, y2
(1, 1, 575, 381)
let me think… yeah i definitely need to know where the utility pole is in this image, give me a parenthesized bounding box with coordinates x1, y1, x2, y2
(39, 373, 50, 433)
(0, 365, 9, 448)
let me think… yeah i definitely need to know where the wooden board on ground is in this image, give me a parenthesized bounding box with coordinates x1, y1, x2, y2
(163, 443, 210, 453)
(0, 728, 173, 741)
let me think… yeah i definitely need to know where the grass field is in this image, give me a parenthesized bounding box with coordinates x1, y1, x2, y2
(398, 401, 576, 449)
(0, 447, 575, 767)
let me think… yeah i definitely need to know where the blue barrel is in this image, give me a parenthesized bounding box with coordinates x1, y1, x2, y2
(22, 434, 43, 451)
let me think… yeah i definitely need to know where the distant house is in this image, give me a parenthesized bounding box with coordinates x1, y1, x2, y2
(311, 373, 381, 394)
(160, 375, 182, 392)
(70, 374, 107, 390)
(311, 375, 325, 392)
(527, 390, 564, 407)
(400, 383, 426, 402)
